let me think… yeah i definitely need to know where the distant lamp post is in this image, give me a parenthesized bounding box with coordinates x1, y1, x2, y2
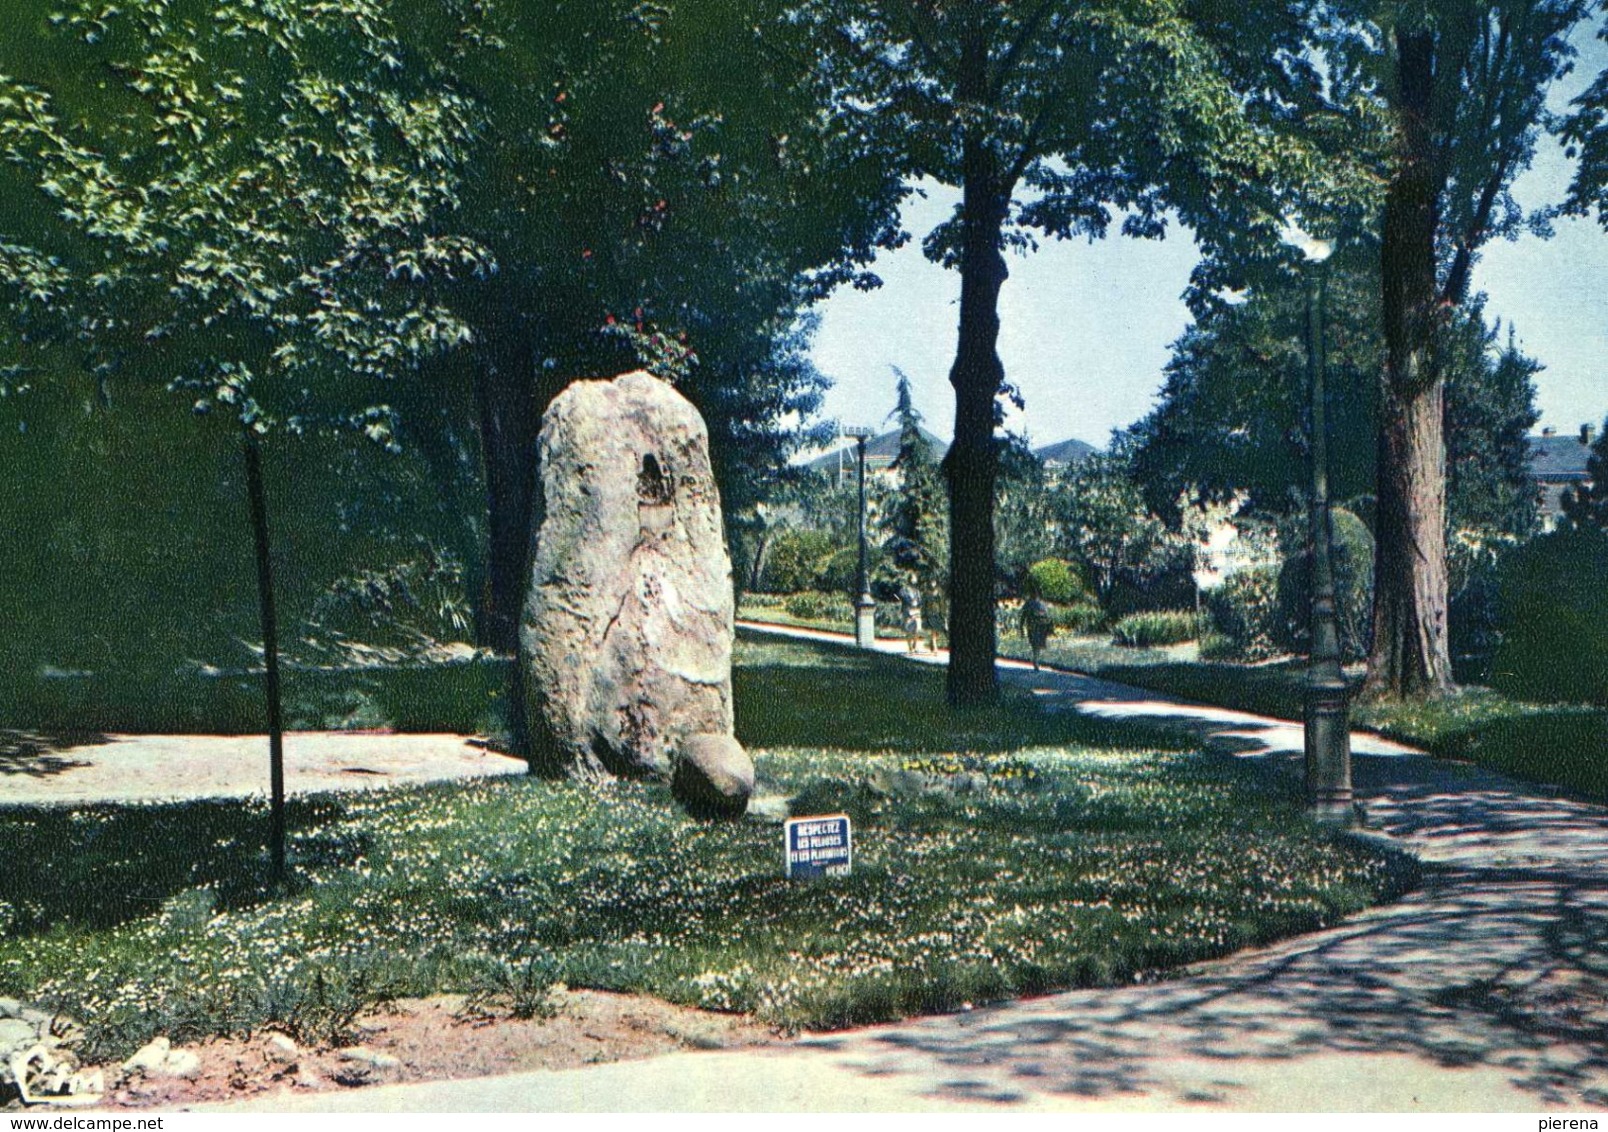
(1282, 220, 1354, 824)
(841, 424, 877, 649)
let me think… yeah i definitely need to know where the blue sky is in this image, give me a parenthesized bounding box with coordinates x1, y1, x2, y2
(810, 26, 1608, 451)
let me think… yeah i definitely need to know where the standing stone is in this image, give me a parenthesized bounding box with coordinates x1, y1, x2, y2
(522, 371, 746, 795)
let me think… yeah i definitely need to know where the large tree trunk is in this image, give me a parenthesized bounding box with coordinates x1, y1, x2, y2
(1368, 377, 1452, 696)
(1365, 28, 1455, 699)
(473, 335, 541, 657)
(943, 76, 1010, 709)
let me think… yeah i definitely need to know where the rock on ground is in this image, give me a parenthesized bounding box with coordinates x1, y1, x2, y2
(522, 371, 735, 782)
(672, 733, 754, 818)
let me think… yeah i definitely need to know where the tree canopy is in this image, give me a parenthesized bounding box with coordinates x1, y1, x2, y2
(1129, 261, 1541, 539)
(403, 0, 907, 652)
(0, 0, 487, 438)
(810, 0, 1328, 705)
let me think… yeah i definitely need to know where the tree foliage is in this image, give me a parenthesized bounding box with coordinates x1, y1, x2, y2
(1129, 262, 1541, 538)
(879, 368, 948, 596)
(1562, 9, 1608, 225)
(0, 0, 487, 437)
(430, 0, 906, 651)
(1562, 417, 1608, 529)
(1051, 452, 1188, 610)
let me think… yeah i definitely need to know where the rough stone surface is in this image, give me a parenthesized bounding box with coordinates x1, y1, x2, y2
(121, 1038, 171, 1075)
(263, 1034, 299, 1065)
(333, 1046, 402, 1086)
(161, 1050, 202, 1081)
(671, 734, 754, 818)
(0, 1019, 35, 1052)
(522, 371, 735, 780)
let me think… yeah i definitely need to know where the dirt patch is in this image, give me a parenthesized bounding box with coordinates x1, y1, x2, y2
(97, 990, 778, 1110)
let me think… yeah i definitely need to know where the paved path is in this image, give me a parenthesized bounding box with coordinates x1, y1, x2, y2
(192, 623, 1608, 1111)
(0, 731, 526, 807)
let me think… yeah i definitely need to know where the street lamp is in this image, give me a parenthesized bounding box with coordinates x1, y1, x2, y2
(1282, 220, 1355, 825)
(841, 424, 878, 648)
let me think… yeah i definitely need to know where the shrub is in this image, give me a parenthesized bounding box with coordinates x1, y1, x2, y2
(818, 547, 861, 594)
(761, 530, 840, 593)
(1491, 528, 1608, 705)
(1198, 632, 1238, 661)
(1111, 610, 1201, 648)
(1101, 571, 1198, 619)
(1050, 602, 1107, 634)
(1273, 508, 1375, 662)
(784, 591, 854, 623)
(1205, 566, 1282, 661)
(1024, 558, 1093, 605)
(1449, 527, 1521, 683)
(305, 547, 472, 661)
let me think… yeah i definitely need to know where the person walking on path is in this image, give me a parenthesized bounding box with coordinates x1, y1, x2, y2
(1021, 594, 1054, 670)
(898, 577, 924, 654)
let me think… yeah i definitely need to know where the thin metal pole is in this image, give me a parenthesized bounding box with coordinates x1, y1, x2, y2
(243, 426, 287, 885)
(856, 435, 869, 600)
(1304, 262, 1353, 822)
(852, 434, 877, 648)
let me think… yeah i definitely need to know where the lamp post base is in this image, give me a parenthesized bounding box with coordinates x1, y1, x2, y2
(855, 597, 877, 650)
(1306, 791, 1359, 827)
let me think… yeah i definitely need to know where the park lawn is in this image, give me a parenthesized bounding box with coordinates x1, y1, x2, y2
(735, 594, 908, 641)
(0, 633, 1415, 1062)
(1003, 633, 1608, 805)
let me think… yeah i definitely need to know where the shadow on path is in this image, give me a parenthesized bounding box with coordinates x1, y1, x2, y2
(0, 729, 105, 777)
(737, 621, 1608, 1109)
(794, 755, 1608, 1109)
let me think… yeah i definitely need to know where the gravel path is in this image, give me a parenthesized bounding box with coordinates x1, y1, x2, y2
(0, 731, 526, 807)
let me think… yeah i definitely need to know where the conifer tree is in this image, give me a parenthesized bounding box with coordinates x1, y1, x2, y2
(881, 367, 948, 603)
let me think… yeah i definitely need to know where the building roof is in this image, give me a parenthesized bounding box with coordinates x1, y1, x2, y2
(803, 427, 949, 474)
(1528, 431, 1594, 482)
(803, 428, 1108, 476)
(1032, 436, 1099, 465)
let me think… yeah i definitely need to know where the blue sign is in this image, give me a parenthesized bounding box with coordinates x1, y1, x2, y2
(785, 814, 852, 879)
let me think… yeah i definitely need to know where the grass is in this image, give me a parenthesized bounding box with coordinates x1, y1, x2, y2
(0, 632, 1416, 1061)
(0, 658, 512, 737)
(735, 594, 908, 640)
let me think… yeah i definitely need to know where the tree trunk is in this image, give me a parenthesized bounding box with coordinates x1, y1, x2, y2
(943, 75, 1010, 708)
(1365, 28, 1455, 699)
(242, 426, 286, 887)
(1368, 376, 1452, 696)
(747, 523, 772, 594)
(473, 335, 541, 657)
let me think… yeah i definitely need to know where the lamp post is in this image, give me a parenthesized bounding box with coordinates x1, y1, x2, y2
(842, 424, 877, 648)
(1284, 222, 1354, 824)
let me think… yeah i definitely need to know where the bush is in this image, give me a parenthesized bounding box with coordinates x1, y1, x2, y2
(1491, 528, 1608, 705)
(1449, 527, 1521, 683)
(1051, 602, 1107, 634)
(1205, 566, 1282, 661)
(1274, 508, 1375, 662)
(818, 548, 861, 595)
(1111, 610, 1201, 648)
(784, 590, 854, 623)
(1100, 571, 1198, 619)
(1024, 558, 1093, 605)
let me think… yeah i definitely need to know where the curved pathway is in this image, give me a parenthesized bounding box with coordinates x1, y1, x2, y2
(40, 623, 1608, 1111)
